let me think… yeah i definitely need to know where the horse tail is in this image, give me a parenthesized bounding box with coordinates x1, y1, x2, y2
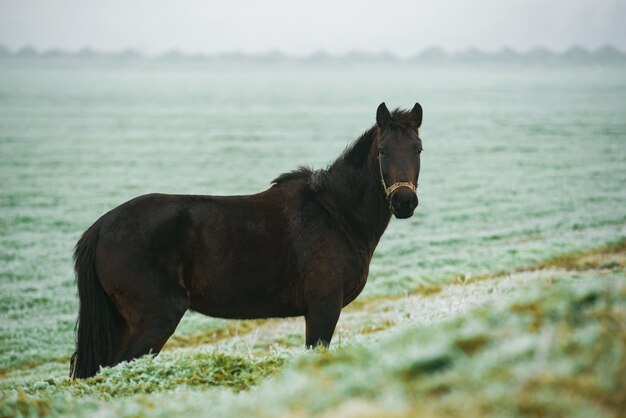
(70, 221, 120, 379)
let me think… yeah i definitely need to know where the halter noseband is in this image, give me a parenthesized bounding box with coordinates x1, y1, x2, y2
(378, 152, 417, 199)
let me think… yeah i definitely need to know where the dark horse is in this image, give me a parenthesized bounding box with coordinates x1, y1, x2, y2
(70, 102, 423, 379)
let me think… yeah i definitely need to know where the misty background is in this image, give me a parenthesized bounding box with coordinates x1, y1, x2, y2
(1, 0, 625, 56)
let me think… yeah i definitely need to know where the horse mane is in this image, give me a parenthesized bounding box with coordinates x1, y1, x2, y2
(337, 126, 377, 167)
(271, 165, 314, 185)
(271, 127, 376, 188)
(272, 108, 415, 190)
(334, 108, 417, 168)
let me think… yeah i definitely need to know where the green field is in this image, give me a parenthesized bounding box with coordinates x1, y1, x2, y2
(1, 62, 625, 417)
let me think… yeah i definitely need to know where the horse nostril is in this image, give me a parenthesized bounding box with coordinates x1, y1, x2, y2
(390, 192, 417, 217)
(391, 193, 400, 207)
(392, 193, 415, 210)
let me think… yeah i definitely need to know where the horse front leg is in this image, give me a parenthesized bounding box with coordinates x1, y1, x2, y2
(304, 292, 343, 348)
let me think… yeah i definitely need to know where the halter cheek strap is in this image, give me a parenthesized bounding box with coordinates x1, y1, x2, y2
(378, 153, 417, 199)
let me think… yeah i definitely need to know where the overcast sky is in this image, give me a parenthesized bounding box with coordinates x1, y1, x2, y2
(1, 0, 625, 56)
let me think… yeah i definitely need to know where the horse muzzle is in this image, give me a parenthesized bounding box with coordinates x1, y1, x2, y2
(390, 190, 418, 219)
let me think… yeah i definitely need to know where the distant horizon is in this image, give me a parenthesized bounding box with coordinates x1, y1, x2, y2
(2, 43, 625, 58)
(1, 0, 625, 58)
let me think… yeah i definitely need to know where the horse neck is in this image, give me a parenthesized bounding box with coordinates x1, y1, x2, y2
(323, 148, 392, 246)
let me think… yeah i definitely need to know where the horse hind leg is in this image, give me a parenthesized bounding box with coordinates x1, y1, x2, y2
(112, 299, 188, 366)
(106, 270, 190, 367)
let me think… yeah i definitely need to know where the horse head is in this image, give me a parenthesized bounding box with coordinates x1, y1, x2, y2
(375, 102, 423, 219)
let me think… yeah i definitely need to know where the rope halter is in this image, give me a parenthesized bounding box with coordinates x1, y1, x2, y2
(378, 152, 417, 200)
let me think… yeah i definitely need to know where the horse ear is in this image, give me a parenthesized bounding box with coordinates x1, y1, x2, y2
(376, 102, 390, 130)
(411, 102, 423, 128)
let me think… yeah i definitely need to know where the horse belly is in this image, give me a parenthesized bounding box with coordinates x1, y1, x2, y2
(187, 259, 305, 320)
(189, 280, 304, 319)
(184, 201, 305, 319)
